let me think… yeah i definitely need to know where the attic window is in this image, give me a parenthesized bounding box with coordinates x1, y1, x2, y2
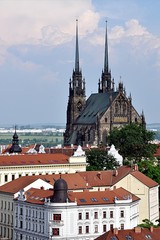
(111, 237, 118, 240)
(125, 236, 133, 240)
(102, 197, 109, 201)
(145, 235, 152, 239)
(79, 199, 86, 203)
(91, 198, 98, 202)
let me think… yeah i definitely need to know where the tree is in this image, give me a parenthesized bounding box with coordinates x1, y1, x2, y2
(108, 123, 157, 161)
(138, 159, 160, 184)
(86, 148, 119, 171)
(138, 219, 155, 228)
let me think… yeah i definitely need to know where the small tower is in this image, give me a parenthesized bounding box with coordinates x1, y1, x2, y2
(50, 177, 68, 203)
(64, 20, 86, 145)
(9, 126, 22, 153)
(98, 21, 112, 93)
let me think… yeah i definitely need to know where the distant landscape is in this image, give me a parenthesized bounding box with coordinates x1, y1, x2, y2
(0, 123, 159, 147)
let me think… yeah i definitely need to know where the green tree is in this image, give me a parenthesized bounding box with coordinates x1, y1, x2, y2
(86, 148, 119, 171)
(138, 160, 160, 184)
(138, 219, 155, 228)
(108, 123, 157, 161)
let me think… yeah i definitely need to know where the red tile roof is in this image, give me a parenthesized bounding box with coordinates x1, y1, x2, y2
(78, 166, 158, 188)
(0, 153, 69, 166)
(68, 187, 139, 205)
(95, 227, 160, 240)
(20, 187, 139, 206)
(0, 173, 91, 194)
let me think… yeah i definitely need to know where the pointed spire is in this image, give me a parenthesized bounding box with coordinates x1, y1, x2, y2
(75, 19, 79, 72)
(104, 20, 109, 73)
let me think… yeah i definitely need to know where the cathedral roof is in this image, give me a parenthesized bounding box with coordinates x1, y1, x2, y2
(75, 92, 118, 124)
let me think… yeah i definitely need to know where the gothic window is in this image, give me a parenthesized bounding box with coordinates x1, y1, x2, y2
(77, 101, 82, 111)
(115, 101, 119, 115)
(123, 102, 127, 115)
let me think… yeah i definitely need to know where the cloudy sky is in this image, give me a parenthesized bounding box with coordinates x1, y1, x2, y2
(0, 0, 159, 126)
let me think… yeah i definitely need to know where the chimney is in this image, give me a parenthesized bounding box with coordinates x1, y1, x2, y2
(150, 226, 154, 232)
(113, 169, 118, 176)
(97, 172, 102, 180)
(134, 227, 141, 233)
(133, 164, 138, 171)
(112, 228, 118, 235)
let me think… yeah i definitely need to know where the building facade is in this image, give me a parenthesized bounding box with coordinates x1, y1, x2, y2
(64, 21, 145, 146)
(13, 179, 140, 240)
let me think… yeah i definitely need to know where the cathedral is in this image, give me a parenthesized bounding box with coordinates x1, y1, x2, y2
(64, 21, 145, 146)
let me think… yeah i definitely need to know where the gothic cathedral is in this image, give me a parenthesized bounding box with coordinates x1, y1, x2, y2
(64, 21, 145, 146)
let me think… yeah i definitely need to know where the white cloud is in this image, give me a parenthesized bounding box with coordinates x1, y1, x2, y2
(0, 0, 99, 46)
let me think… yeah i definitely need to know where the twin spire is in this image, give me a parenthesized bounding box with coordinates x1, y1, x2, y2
(75, 19, 79, 73)
(74, 19, 111, 92)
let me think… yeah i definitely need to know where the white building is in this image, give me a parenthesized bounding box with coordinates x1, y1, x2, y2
(14, 178, 140, 240)
(0, 145, 87, 186)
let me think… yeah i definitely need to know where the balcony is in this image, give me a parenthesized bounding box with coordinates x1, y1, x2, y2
(49, 220, 64, 227)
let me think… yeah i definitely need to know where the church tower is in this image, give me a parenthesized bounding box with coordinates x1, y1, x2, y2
(64, 20, 86, 145)
(98, 21, 113, 93)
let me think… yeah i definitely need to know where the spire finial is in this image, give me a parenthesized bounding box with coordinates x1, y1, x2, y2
(75, 19, 79, 72)
(104, 20, 109, 72)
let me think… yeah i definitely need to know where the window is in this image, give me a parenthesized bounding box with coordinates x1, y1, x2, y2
(121, 223, 124, 230)
(19, 174, 22, 178)
(20, 221, 23, 229)
(52, 228, 59, 236)
(53, 214, 61, 221)
(86, 212, 89, 219)
(86, 226, 89, 234)
(78, 213, 82, 220)
(110, 224, 113, 230)
(103, 211, 106, 218)
(110, 210, 113, 218)
(20, 207, 23, 215)
(120, 210, 124, 218)
(12, 175, 15, 181)
(103, 224, 107, 232)
(78, 226, 82, 234)
(94, 212, 98, 219)
(5, 175, 8, 182)
(94, 225, 98, 233)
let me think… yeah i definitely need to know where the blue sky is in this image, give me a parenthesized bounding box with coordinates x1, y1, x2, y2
(0, 0, 159, 126)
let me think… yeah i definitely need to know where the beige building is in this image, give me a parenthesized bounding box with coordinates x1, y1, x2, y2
(78, 165, 159, 224)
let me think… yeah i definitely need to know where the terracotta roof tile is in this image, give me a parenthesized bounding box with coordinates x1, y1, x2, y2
(0, 173, 91, 194)
(20, 187, 139, 206)
(0, 153, 69, 166)
(131, 171, 158, 188)
(68, 187, 139, 205)
(96, 227, 160, 240)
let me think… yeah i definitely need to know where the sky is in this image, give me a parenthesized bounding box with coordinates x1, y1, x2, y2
(0, 0, 160, 126)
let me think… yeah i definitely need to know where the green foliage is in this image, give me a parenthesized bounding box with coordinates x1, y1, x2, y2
(138, 219, 155, 228)
(108, 123, 157, 160)
(138, 160, 160, 184)
(86, 148, 119, 171)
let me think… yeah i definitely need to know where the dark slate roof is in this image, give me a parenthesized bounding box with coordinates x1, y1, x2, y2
(76, 92, 118, 124)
